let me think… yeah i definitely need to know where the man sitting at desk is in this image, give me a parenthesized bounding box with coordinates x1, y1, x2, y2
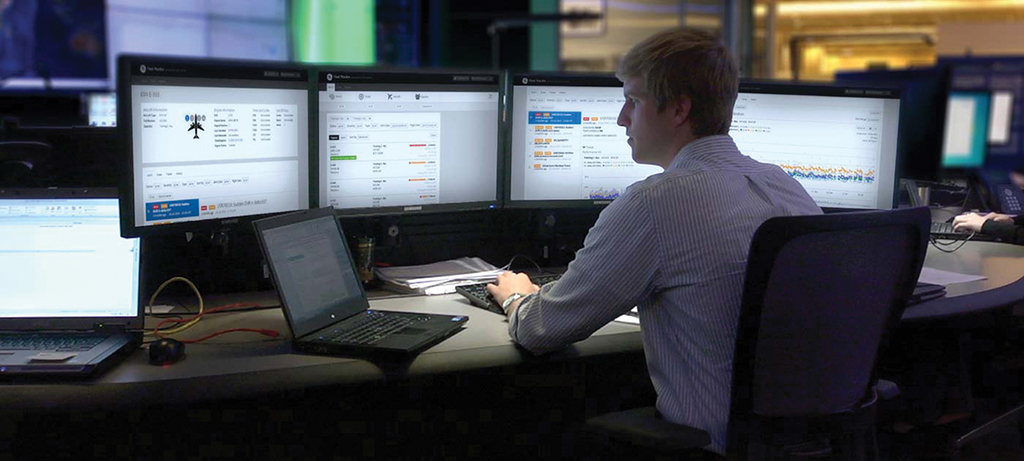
(486, 28, 822, 454)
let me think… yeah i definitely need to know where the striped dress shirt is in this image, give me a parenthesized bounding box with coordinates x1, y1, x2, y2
(508, 134, 822, 454)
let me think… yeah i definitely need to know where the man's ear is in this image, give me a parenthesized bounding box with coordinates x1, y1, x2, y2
(671, 96, 691, 128)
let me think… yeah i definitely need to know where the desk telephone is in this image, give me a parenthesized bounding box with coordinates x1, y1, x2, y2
(992, 184, 1024, 214)
(977, 171, 1024, 214)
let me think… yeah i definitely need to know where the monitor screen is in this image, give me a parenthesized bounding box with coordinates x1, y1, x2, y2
(0, 0, 107, 90)
(87, 92, 117, 127)
(506, 73, 661, 207)
(989, 91, 1014, 146)
(941, 91, 991, 169)
(106, 0, 290, 89)
(316, 69, 501, 215)
(118, 55, 310, 236)
(731, 82, 901, 210)
(0, 197, 139, 319)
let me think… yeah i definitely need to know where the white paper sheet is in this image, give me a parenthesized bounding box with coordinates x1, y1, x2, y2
(918, 267, 987, 286)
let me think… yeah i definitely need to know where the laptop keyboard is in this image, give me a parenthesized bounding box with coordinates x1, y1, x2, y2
(319, 311, 422, 345)
(0, 334, 106, 351)
(456, 273, 563, 315)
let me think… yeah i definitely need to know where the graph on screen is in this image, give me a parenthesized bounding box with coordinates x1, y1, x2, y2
(780, 164, 877, 184)
(586, 187, 621, 200)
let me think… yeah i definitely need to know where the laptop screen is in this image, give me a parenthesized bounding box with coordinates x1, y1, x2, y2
(259, 214, 365, 338)
(0, 198, 140, 318)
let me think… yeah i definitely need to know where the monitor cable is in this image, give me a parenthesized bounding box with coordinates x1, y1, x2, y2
(144, 276, 281, 343)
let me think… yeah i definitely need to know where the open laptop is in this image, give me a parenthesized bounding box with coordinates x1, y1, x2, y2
(253, 207, 468, 356)
(0, 188, 143, 376)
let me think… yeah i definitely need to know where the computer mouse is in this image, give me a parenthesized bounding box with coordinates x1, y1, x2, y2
(148, 338, 185, 366)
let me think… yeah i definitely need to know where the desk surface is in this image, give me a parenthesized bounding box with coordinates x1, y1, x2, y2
(1, 292, 643, 412)
(4, 239, 1023, 410)
(904, 241, 1024, 322)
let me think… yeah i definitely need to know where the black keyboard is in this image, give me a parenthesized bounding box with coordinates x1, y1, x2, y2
(0, 334, 106, 351)
(319, 311, 416, 345)
(931, 221, 961, 235)
(930, 221, 997, 241)
(456, 273, 563, 315)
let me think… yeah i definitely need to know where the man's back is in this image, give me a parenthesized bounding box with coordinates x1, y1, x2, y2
(635, 135, 821, 453)
(508, 135, 821, 454)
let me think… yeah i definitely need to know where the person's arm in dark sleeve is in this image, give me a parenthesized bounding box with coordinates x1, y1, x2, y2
(981, 219, 1024, 245)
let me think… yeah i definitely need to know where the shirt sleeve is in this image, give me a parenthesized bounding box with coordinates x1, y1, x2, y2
(982, 219, 1024, 245)
(508, 186, 661, 354)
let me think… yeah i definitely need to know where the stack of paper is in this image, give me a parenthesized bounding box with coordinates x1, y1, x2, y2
(375, 257, 504, 295)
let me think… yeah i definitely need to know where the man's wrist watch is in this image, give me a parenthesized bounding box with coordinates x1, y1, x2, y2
(501, 292, 528, 314)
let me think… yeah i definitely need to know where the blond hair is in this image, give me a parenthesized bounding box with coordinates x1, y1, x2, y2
(616, 28, 738, 137)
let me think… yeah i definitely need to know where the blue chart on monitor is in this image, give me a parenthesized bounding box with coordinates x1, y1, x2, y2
(588, 188, 621, 200)
(782, 165, 876, 184)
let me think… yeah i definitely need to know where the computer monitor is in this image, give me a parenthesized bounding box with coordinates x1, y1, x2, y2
(86, 92, 117, 127)
(835, 67, 949, 182)
(989, 90, 1014, 146)
(941, 91, 991, 169)
(117, 55, 311, 237)
(506, 73, 661, 208)
(316, 69, 501, 215)
(731, 82, 901, 211)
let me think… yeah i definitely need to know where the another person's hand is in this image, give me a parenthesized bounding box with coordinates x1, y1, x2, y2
(486, 271, 540, 311)
(952, 212, 1004, 233)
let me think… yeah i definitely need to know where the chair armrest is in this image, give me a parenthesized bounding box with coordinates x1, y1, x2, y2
(876, 379, 900, 400)
(585, 406, 712, 452)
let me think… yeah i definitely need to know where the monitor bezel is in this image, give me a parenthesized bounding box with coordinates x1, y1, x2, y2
(313, 66, 504, 217)
(503, 72, 629, 210)
(116, 54, 312, 238)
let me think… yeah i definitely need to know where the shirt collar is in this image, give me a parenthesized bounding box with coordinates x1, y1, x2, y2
(667, 134, 742, 172)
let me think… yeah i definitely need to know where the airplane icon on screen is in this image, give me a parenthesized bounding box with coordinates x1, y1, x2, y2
(187, 114, 205, 139)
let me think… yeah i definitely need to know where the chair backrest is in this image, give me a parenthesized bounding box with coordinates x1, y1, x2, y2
(728, 207, 929, 430)
(0, 141, 52, 187)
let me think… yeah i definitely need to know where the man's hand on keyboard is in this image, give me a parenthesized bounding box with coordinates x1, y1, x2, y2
(486, 271, 541, 316)
(953, 212, 1009, 233)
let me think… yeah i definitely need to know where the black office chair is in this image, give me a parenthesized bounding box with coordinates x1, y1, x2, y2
(584, 207, 931, 460)
(0, 141, 53, 187)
